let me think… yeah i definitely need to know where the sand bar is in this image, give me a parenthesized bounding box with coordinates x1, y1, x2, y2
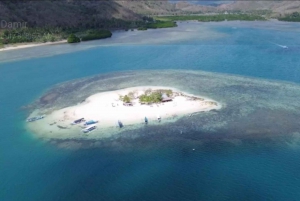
(0, 40, 67, 52)
(27, 86, 221, 139)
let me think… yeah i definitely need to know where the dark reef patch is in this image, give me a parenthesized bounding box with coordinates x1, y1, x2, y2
(40, 92, 60, 105)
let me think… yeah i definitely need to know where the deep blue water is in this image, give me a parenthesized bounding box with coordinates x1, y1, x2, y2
(1, 21, 300, 200)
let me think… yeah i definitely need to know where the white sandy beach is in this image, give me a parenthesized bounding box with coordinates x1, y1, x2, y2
(0, 40, 67, 52)
(27, 86, 221, 139)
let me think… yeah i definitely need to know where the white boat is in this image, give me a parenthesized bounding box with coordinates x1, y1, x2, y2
(275, 44, 288, 49)
(82, 125, 96, 133)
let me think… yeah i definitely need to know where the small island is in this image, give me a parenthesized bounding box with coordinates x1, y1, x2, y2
(26, 86, 221, 139)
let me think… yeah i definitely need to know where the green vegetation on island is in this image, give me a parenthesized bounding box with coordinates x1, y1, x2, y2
(139, 92, 163, 104)
(119, 89, 173, 104)
(139, 89, 173, 104)
(81, 30, 112, 41)
(155, 14, 266, 22)
(120, 95, 132, 103)
(278, 12, 300, 22)
(67, 34, 80, 43)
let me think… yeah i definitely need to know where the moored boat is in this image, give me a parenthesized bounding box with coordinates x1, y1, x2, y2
(118, 120, 123, 128)
(157, 115, 161, 122)
(82, 125, 96, 133)
(84, 120, 98, 126)
(71, 118, 85, 125)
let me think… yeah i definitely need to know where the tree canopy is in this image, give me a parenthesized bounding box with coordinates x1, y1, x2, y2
(67, 34, 80, 43)
(122, 95, 132, 103)
(81, 30, 112, 41)
(279, 12, 300, 22)
(139, 92, 162, 104)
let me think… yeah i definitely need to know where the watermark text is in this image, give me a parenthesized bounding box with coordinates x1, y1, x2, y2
(1, 20, 27, 29)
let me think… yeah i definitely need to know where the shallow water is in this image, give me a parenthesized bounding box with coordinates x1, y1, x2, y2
(2, 21, 300, 200)
(26, 70, 300, 145)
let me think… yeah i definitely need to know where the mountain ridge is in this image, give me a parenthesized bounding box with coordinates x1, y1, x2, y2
(1, 1, 300, 30)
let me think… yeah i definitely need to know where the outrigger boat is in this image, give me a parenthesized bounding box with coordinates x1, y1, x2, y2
(82, 125, 96, 133)
(71, 118, 85, 125)
(144, 117, 148, 124)
(27, 115, 45, 122)
(118, 120, 123, 128)
(84, 120, 98, 126)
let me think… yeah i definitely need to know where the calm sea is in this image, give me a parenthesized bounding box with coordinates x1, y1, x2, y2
(1, 21, 300, 201)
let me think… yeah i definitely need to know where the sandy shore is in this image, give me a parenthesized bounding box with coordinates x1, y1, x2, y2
(0, 40, 67, 52)
(27, 86, 221, 140)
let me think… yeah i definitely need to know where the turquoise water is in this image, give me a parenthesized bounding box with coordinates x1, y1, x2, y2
(2, 21, 300, 200)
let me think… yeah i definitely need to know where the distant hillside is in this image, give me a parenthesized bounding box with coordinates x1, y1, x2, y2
(215, 1, 300, 17)
(0, 0, 188, 29)
(0, 0, 183, 45)
(117, 0, 180, 15)
(1, 1, 300, 30)
(0, 1, 141, 29)
(175, 1, 300, 17)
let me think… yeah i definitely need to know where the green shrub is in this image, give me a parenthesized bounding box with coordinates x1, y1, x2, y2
(123, 95, 131, 103)
(279, 12, 300, 22)
(81, 30, 112, 41)
(146, 21, 177, 29)
(137, 27, 147, 31)
(155, 14, 266, 22)
(67, 34, 80, 43)
(160, 89, 173, 97)
(119, 95, 132, 103)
